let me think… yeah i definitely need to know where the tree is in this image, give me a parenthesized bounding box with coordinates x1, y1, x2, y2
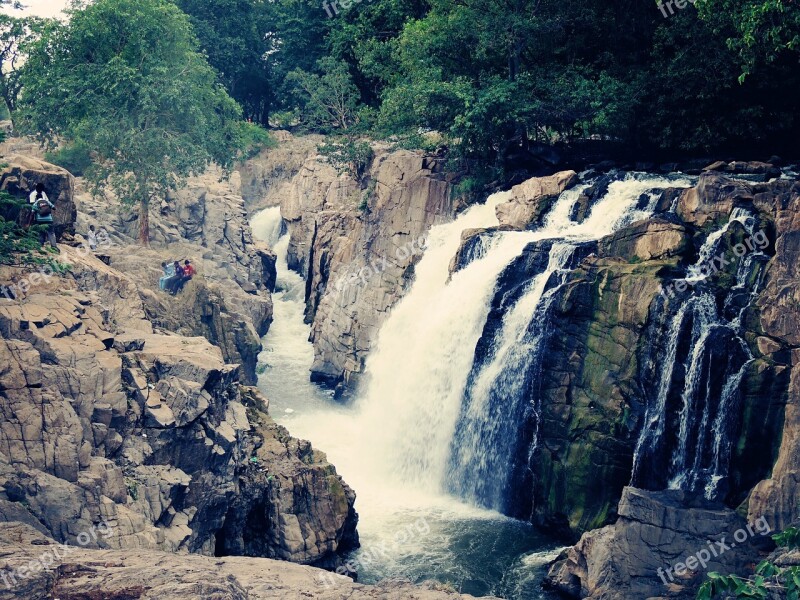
(0, 14, 45, 113)
(696, 0, 800, 81)
(286, 57, 363, 131)
(17, 0, 246, 244)
(174, 0, 274, 125)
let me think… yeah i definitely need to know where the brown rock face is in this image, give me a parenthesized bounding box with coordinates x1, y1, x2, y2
(237, 130, 321, 212)
(0, 155, 77, 236)
(281, 146, 458, 391)
(0, 522, 491, 600)
(495, 170, 578, 229)
(546, 487, 772, 600)
(0, 262, 357, 567)
(74, 166, 276, 383)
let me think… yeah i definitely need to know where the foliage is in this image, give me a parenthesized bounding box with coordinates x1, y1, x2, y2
(696, 0, 800, 81)
(697, 527, 800, 599)
(44, 141, 93, 177)
(16, 0, 247, 245)
(174, 0, 274, 125)
(0, 14, 46, 113)
(773, 527, 800, 550)
(359, 181, 376, 212)
(287, 57, 363, 132)
(317, 137, 374, 180)
(237, 121, 276, 160)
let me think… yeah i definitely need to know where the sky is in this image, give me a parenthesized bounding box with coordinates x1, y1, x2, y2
(2, 0, 71, 18)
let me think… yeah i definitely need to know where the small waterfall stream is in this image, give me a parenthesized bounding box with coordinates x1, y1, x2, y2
(631, 207, 769, 499)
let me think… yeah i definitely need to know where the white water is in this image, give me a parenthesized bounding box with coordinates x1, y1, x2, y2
(252, 201, 558, 597)
(251, 173, 689, 595)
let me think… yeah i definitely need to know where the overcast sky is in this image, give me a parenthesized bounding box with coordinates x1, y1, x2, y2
(2, 0, 71, 18)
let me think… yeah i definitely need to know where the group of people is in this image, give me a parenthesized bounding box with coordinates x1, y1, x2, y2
(159, 260, 196, 295)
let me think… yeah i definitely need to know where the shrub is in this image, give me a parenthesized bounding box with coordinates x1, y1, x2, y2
(318, 137, 374, 180)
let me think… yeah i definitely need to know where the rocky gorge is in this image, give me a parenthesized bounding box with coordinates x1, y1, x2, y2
(1, 128, 799, 600)
(250, 134, 800, 599)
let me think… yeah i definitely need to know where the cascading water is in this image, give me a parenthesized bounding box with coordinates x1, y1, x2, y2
(631, 207, 769, 500)
(250, 172, 692, 597)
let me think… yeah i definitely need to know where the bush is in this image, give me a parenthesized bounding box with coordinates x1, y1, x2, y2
(45, 141, 93, 177)
(237, 121, 276, 160)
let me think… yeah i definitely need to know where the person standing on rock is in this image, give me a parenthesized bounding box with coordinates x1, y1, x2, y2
(87, 225, 98, 251)
(29, 183, 57, 249)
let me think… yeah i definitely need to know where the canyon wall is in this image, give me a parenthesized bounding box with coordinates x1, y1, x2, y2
(0, 153, 359, 576)
(278, 144, 461, 393)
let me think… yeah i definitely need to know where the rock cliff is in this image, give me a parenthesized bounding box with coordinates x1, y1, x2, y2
(0, 150, 362, 586)
(74, 165, 276, 384)
(0, 254, 357, 566)
(279, 144, 460, 392)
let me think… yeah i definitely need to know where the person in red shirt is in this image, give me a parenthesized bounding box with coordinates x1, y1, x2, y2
(171, 259, 196, 295)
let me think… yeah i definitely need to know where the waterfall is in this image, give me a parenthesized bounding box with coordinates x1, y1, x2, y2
(446, 241, 584, 512)
(631, 207, 768, 500)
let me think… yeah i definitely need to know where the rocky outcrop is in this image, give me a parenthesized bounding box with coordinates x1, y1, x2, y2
(281, 145, 460, 391)
(702, 159, 782, 180)
(0, 522, 491, 600)
(0, 256, 357, 567)
(537, 174, 798, 598)
(546, 487, 772, 600)
(495, 170, 577, 229)
(75, 166, 276, 383)
(0, 155, 77, 237)
(238, 130, 321, 212)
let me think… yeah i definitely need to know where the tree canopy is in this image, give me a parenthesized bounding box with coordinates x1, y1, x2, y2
(17, 0, 247, 244)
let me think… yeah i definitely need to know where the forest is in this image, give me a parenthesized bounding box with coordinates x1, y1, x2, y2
(2, 0, 800, 180)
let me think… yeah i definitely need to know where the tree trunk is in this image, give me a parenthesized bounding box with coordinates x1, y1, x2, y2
(138, 196, 150, 246)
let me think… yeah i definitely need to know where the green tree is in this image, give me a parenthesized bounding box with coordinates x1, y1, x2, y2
(697, 0, 800, 81)
(0, 14, 46, 113)
(174, 0, 274, 125)
(286, 56, 363, 131)
(17, 0, 246, 244)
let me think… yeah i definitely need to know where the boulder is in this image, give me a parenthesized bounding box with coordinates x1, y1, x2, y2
(546, 487, 772, 599)
(495, 170, 578, 229)
(0, 154, 77, 236)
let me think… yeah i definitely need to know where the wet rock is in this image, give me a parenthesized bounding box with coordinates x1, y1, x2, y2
(0, 522, 491, 600)
(495, 170, 578, 229)
(546, 487, 772, 599)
